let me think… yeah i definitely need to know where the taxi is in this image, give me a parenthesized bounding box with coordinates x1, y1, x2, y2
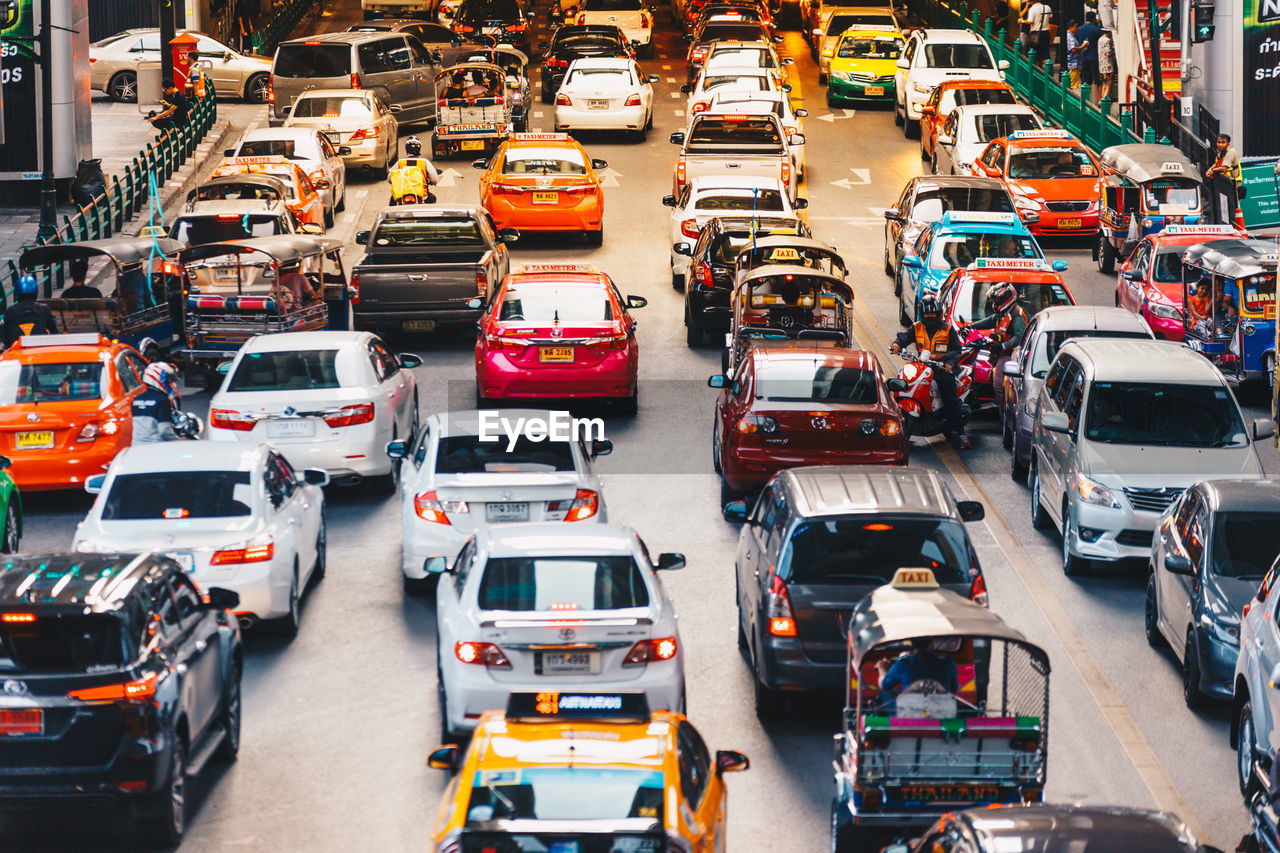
(1115, 224, 1245, 341)
(972, 129, 1102, 237)
(210, 155, 327, 230)
(824, 27, 903, 106)
(918, 79, 1017, 163)
(474, 133, 608, 245)
(475, 264, 646, 411)
(426, 692, 749, 853)
(0, 333, 149, 491)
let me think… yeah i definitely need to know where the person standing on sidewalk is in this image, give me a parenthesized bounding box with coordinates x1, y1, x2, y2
(1096, 29, 1115, 101)
(1076, 12, 1103, 89)
(1025, 0, 1053, 62)
(1065, 21, 1081, 88)
(1206, 134, 1243, 225)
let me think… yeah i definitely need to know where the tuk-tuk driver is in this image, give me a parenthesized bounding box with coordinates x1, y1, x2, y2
(879, 639, 960, 701)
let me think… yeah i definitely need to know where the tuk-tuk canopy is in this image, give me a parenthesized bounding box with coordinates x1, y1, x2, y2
(187, 173, 290, 205)
(1182, 238, 1279, 280)
(1099, 143, 1201, 185)
(457, 46, 529, 71)
(736, 264, 853, 299)
(178, 235, 345, 266)
(742, 235, 842, 259)
(437, 62, 505, 91)
(21, 237, 183, 271)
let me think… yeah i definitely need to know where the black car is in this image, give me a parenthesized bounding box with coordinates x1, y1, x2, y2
(883, 175, 1018, 282)
(0, 553, 242, 847)
(678, 214, 808, 346)
(539, 24, 633, 102)
(452, 0, 535, 51)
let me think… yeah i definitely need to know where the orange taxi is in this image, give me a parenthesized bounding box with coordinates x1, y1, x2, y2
(973, 129, 1102, 237)
(0, 333, 150, 491)
(426, 692, 749, 852)
(474, 133, 608, 245)
(210, 155, 326, 230)
(918, 79, 1017, 162)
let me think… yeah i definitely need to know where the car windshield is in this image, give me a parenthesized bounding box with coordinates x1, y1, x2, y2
(372, 218, 484, 246)
(837, 37, 901, 59)
(972, 113, 1040, 143)
(1143, 179, 1201, 211)
(695, 190, 785, 211)
(928, 233, 1040, 270)
(1084, 381, 1248, 447)
(954, 280, 1071, 324)
(1028, 329, 1149, 377)
(465, 768, 664, 822)
(1212, 512, 1280, 580)
(755, 363, 879, 403)
(712, 234, 754, 264)
(688, 117, 782, 148)
(500, 286, 613, 322)
(1007, 147, 1095, 179)
(1152, 248, 1184, 283)
(923, 43, 993, 69)
(477, 555, 649, 610)
(273, 43, 352, 78)
(102, 472, 253, 519)
(290, 96, 373, 119)
(0, 615, 125, 674)
(170, 214, 284, 246)
(0, 362, 103, 404)
(910, 187, 1015, 221)
(502, 149, 587, 174)
(780, 518, 972, 585)
(458, 0, 522, 24)
(436, 435, 576, 473)
(228, 349, 341, 391)
(238, 139, 308, 160)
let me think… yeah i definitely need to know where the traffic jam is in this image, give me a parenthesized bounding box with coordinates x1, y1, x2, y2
(2, 0, 1278, 850)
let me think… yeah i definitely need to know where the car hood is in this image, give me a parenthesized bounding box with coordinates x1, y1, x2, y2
(1205, 572, 1259, 622)
(830, 58, 897, 77)
(1146, 278, 1183, 306)
(1008, 177, 1100, 203)
(1081, 440, 1263, 487)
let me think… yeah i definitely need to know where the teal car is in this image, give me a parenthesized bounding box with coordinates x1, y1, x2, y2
(0, 457, 21, 553)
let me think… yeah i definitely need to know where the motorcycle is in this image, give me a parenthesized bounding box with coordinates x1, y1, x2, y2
(388, 157, 438, 206)
(891, 339, 990, 439)
(173, 411, 204, 440)
(1240, 791, 1280, 853)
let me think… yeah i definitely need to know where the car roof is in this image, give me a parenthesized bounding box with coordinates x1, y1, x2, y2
(1033, 305, 1153, 334)
(0, 554, 163, 614)
(952, 103, 1036, 117)
(240, 127, 322, 142)
(752, 347, 877, 372)
(480, 523, 637, 557)
(0, 333, 123, 361)
(177, 199, 289, 215)
(707, 40, 773, 50)
(1061, 338, 1224, 383)
(112, 440, 270, 474)
(292, 87, 374, 100)
(962, 805, 1195, 849)
(915, 27, 984, 43)
(909, 175, 1008, 192)
(567, 57, 632, 69)
(689, 175, 786, 190)
(1200, 479, 1280, 513)
(280, 31, 387, 45)
(474, 715, 669, 768)
(240, 330, 373, 352)
(782, 465, 959, 519)
(702, 66, 771, 77)
(433, 408, 586, 439)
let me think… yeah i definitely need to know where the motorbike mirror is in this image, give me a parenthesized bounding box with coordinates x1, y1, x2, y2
(708, 374, 727, 388)
(466, 296, 484, 309)
(525, 10, 536, 18)
(1269, 661, 1280, 690)
(772, 34, 784, 43)
(674, 243, 693, 256)
(205, 587, 240, 611)
(84, 474, 107, 495)
(1002, 360, 1021, 378)
(427, 744, 459, 771)
(355, 230, 370, 244)
(399, 353, 424, 368)
(656, 553, 686, 571)
(886, 377, 908, 392)
(1163, 552, 1194, 575)
(1255, 418, 1277, 441)
(472, 158, 488, 169)
(216, 360, 234, 375)
(956, 500, 985, 522)
(386, 440, 408, 460)
(722, 500, 750, 522)
(1040, 410, 1071, 435)
(338, 146, 352, 155)
(302, 468, 330, 487)
(1051, 260, 1069, 272)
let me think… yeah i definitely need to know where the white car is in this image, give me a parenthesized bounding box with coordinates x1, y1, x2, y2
(574, 0, 655, 58)
(391, 408, 612, 591)
(663, 176, 805, 287)
(225, 127, 349, 227)
(684, 66, 779, 115)
(432, 523, 687, 738)
(207, 331, 421, 488)
(703, 41, 792, 88)
(90, 28, 272, 103)
(73, 441, 328, 636)
(554, 58, 657, 138)
(932, 103, 1041, 176)
(704, 89, 807, 178)
(894, 28, 1008, 137)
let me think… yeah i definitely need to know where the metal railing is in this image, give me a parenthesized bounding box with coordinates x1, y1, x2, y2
(253, 0, 319, 57)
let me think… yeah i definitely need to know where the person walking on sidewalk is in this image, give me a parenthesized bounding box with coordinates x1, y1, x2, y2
(1076, 12, 1102, 89)
(1096, 29, 1115, 101)
(1065, 21, 1081, 88)
(1025, 0, 1052, 62)
(1206, 134, 1243, 225)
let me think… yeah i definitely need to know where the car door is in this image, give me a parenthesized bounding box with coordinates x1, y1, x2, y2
(1168, 493, 1208, 655)
(274, 451, 320, 579)
(369, 338, 412, 440)
(477, 212, 511, 283)
(896, 35, 917, 103)
(936, 110, 960, 174)
(263, 451, 308, 581)
(1120, 239, 1151, 311)
(168, 572, 223, 737)
(436, 537, 478, 658)
(904, 226, 933, 313)
(317, 132, 346, 202)
(1262, 589, 1280, 763)
(360, 38, 419, 121)
(115, 350, 149, 441)
(676, 721, 717, 851)
(195, 35, 241, 96)
(407, 37, 439, 122)
(1050, 363, 1085, 528)
(1036, 356, 1078, 520)
(1004, 315, 1035, 414)
(888, 181, 912, 261)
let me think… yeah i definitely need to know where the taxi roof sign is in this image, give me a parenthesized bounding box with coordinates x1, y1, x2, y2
(513, 263, 602, 275)
(511, 133, 572, 142)
(942, 211, 1019, 225)
(1161, 224, 1239, 236)
(506, 691, 651, 720)
(17, 333, 109, 348)
(225, 155, 292, 166)
(970, 258, 1050, 271)
(1007, 129, 1076, 141)
(890, 568, 940, 589)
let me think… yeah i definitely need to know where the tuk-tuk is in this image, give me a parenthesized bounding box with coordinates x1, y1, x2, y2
(832, 568, 1050, 851)
(1096, 143, 1204, 273)
(723, 264, 854, 373)
(1181, 238, 1278, 387)
(176, 235, 352, 385)
(732, 235, 849, 282)
(432, 63, 514, 159)
(455, 46, 531, 132)
(185, 173, 289, 207)
(18, 236, 185, 360)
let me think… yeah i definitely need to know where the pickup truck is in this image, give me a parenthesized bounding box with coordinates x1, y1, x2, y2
(352, 207, 517, 334)
(669, 113, 802, 202)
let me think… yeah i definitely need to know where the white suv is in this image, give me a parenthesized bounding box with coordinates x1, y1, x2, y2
(894, 29, 1007, 139)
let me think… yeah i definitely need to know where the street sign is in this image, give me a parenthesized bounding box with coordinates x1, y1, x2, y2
(1240, 161, 1280, 230)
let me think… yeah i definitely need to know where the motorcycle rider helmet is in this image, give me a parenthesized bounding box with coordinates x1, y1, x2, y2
(985, 282, 1018, 316)
(15, 275, 38, 298)
(404, 136, 423, 157)
(142, 361, 178, 397)
(919, 294, 941, 322)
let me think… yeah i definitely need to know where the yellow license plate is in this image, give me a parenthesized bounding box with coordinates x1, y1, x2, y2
(532, 191, 559, 204)
(460, 140, 485, 151)
(15, 431, 53, 450)
(865, 86, 884, 96)
(539, 346, 574, 362)
(1267, 305, 1277, 320)
(1058, 218, 1082, 228)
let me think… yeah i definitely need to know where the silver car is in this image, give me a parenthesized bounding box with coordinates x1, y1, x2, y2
(1028, 338, 1273, 576)
(283, 89, 400, 176)
(90, 29, 272, 102)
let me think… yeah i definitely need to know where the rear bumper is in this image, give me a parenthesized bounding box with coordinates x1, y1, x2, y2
(757, 634, 844, 691)
(723, 446, 907, 491)
(0, 732, 171, 805)
(207, 430, 392, 478)
(1029, 210, 1099, 236)
(354, 306, 482, 329)
(827, 76, 895, 100)
(486, 194, 602, 232)
(477, 351, 636, 400)
(687, 288, 730, 326)
(7, 443, 121, 491)
(555, 105, 647, 131)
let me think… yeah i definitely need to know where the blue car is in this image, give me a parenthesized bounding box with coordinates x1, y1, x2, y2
(897, 211, 1064, 326)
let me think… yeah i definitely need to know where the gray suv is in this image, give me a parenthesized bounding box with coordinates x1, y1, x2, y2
(725, 466, 986, 718)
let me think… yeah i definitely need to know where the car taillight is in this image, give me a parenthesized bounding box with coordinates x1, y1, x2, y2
(691, 101, 708, 113)
(544, 488, 599, 521)
(736, 415, 779, 434)
(268, 76, 274, 104)
(623, 636, 678, 666)
(640, 11, 650, 26)
(349, 126, 379, 141)
(455, 641, 511, 667)
(322, 403, 374, 428)
(350, 272, 360, 304)
(476, 269, 488, 298)
(781, 160, 791, 186)
(577, 13, 586, 23)
(880, 419, 902, 436)
(970, 573, 988, 607)
(694, 261, 712, 289)
(680, 218, 700, 239)
(211, 540, 274, 565)
(414, 490, 468, 523)
(625, 93, 642, 106)
(555, 93, 571, 106)
(676, 158, 687, 188)
(766, 574, 797, 636)
(547, 57, 568, 69)
(69, 672, 159, 703)
(210, 409, 256, 431)
(484, 332, 526, 351)
(351, 72, 361, 89)
(76, 422, 101, 443)
(491, 183, 523, 195)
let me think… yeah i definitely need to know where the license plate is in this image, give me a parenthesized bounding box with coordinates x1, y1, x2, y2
(588, 99, 609, 110)
(403, 319, 436, 332)
(15, 431, 53, 450)
(163, 552, 195, 573)
(532, 191, 559, 204)
(214, 266, 237, 280)
(1058, 218, 1082, 228)
(460, 140, 486, 151)
(865, 85, 884, 95)
(486, 501, 529, 522)
(894, 785, 1002, 802)
(0, 709, 42, 736)
(265, 419, 316, 439)
(540, 346, 574, 362)
(540, 651, 600, 674)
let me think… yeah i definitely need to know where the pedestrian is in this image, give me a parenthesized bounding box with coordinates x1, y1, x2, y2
(1096, 29, 1115, 101)
(1076, 12, 1103, 89)
(1065, 20, 1081, 89)
(148, 85, 190, 133)
(1205, 133, 1243, 225)
(234, 0, 255, 54)
(1025, 0, 1053, 62)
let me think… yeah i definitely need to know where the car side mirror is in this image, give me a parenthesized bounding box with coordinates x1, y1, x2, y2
(896, 57, 909, 69)
(782, 57, 794, 65)
(205, 586, 241, 611)
(1041, 410, 1071, 435)
(591, 438, 613, 457)
(84, 473, 106, 494)
(338, 145, 353, 155)
(1164, 552, 1194, 575)
(648, 74, 660, 83)
(281, 105, 293, 116)
(674, 243, 693, 256)
(386, 440, 408, 459)
(886, 377, 908, 392)
(708, 374, 727, 388)
(715, 749, 749, 774)
(662, 194, 677, 207)
(957, 500, 985, 522)
(591, 158, 608, 170)
(472, 158, 488, 169)
(788, 133, 805, 146)
(794, 197, 808, 209)
(466, 296, 484, 309)
(902, 256, 923, 270)
(782, 84, 792, 93)
(626, 294, 648, 309)
(771, 34, 784, 43)
(656, 552, 686, 571)
(313, 178, 331, 189)
(499, 227, 520, 243)
(224, 148, 236, 157)
(1002, 360, 1021, 377)
(1122, 269, 1142, 281)
(299, 223, 323, 235)
(355, 230, 370, 244)
(424, 556, 451, 575)
(1052, 260, 1069, 272)
(937, 133, 953, 146)
(669, 131, 685, 145)
(400, 353, 424, 368)
(389, 103, 404, 113)
(723, 500, 749, 522)
(795, 108, 807, 117)
(1255, 418, 1277, 441)
(427, 744, 459, 771)
(216, 360, 234, 375)
(998, 59, 1010, 70)
(884, 208, 904, 223)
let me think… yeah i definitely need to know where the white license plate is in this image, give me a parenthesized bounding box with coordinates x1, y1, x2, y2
(486, 502, 529, 522)
(587, 99, 609, 110)
(266, 419, 316, 438)
(540, 651, 600, 674)
(164, 552, 195, 573)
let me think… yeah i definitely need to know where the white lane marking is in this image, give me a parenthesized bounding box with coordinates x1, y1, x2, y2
(534, 111, 544, 118)
(596, 166, 623, 186)
(436, 168, 463, 188)
(674, 108, 685, 116)
(829, 168, 872, 189)
(817, 108, 856, 122)
(669, 91, 680, 99)
(662, 64, 672, 69)
(666, 76, 678, 83)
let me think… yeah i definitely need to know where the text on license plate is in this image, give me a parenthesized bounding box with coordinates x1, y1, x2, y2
(532, 191, 559, 204)
(0, 709, 43, 736)
(460, 140, 486, 151)
(163, 552, 195, 573)
(895, 785, 1001, 802)
(865, 86, 884, 95)
(15, 431, 53, 450)
(540, 346, 574, 362)
(403, 320, 436, 332)
(486, 502, 529, 522)
(540, 651, 600, 674)
(588, 99, 609, 109)
(266, 419, 316, 439)
(1058, 218, 1082, 228)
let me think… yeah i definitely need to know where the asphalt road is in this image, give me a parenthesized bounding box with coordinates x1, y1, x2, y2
(6, 2, 1276, 850)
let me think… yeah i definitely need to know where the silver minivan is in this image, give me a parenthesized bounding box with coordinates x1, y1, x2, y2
(1029, 338, 1274, 576)
(270, 32, 438, 126)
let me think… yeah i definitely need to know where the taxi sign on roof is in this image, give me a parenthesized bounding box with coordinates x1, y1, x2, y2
(513, 263, 601, 275)
(17, 333, 107, 348)
(970, 258, 1049, 270)
(891, 568, 940, 589)
(1161, 161, 1185, 172)
(943, 211, 1019, 225)
(1161, 225, 1239, 236)
(507, 691, 651, 720)
(512, 133, 571, 142)
(226, 155, 291, 165)
(1007, 129, 1075, 140)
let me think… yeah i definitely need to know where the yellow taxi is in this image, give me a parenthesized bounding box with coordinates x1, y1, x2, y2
(209, 155, 327, 230)
(427, 692, 749, 852)
(824, 27, 903, 106)
(474, 133, 609, 246)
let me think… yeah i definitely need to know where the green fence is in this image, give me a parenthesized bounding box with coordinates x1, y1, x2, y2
(253, 0, 318, 57)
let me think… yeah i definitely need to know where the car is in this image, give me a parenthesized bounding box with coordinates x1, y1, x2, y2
(684, 66, 781, 116)
(930, 103, 1041, 176)
(207, 331, 422, 489)
(554, 57, 657, 138)
(671, 112, 799, 202)
(474, 133, 609, 244)
(725, 466, 987, 716)
(917, 78, 1018, 162)
(390, 407, 611, 590)
(425, 691, 748, 850)
(538, 25, 634, 104)
(883, 175, 1019, 280)
(685, 17, 777, 85)
(703, 89, 808, 178)
(169, 198, 303, 248)
(825, 27, 902, 105)
(1029, 338, 1272, 576)
(90, 28, 271, 102)
(224, 128, 348, 227)
(701, 39, 792, 89)
(664, 176, 803, 288)
(345, 17, 460, 58)
(73, 441, 328, 635)
(688, 0, 774, 35)
(709, 346, 907, 505)
(1001, 306, 1155, 482)
(431, 524, 687, 738)
(0, 334, 151, 491)
(209, 156, 328, 231)
(474, 263, 644, 409)
(974, 129, 1103, 237)
(1232, 550, 1280, 797)
(0, 459, 21, 553)
(282, 89, 400, 177)
(1147, 480, 1280, 706)
(572, 0, 655, 58)
(895, 28, 1008, 138)
(0, 553, 242, 846)
(813, 5, 899, 72)
(1115, 225, 1244, 341)
(451, 0, 535, 51)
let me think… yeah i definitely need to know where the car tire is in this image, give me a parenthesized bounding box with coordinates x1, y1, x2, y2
(1, 502, 19, 554)
(438, 656, 463, 746)
(1239, 699, 1261, 796)
(245, 73, 270, 104)
(270, 564, 301, 637)
(830, 798, 861, 853)
(904, 114, 920, 139)
(312, 524, 326, 583)
(672, 268, 685, 291)
(1062, 512, 1089, 577)
(1144, 572, 1163, 649)
(1183, 632, 1206, 709)
(884, 245, 894, 278)
(324, 206, 335, 229)
(404, 574, 437, 596)
(215, 662, 241, 763)
(109, 71, 139, 103)
(752, 669, 785, 718)
(1097, 231, 1117, 274)
(337, 190, 346, 213)
(1029, 461, 1049, 529)
(893, 95, 904, 126)
(1001, 405, 1014, 450)
(636, 125, 647, 143)
(712, 418, 722, 474)
(686, 309, 704, 347)
(617, 386, 639, 415)
(825, 90, 835, 108)
(585, 229, 604, 246)
(136, 736, 185, 848)
(818, 71, 827, 85)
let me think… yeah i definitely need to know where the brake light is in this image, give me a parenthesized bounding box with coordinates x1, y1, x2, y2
(476, 269, 488, 298)
(484, 332, 526, 351)
(414, 491, 469, 523)
(555, 93, 571, 106)
(211, 540, 274, 565)
(577, 14, 586, 23)
(76, 422, 101, 443)
(970, 573, 988, 607)
(89, 57, 97, 63)
(623, 636, 679, 665)
(491, 183, 524, 195)
(736, 415, 778, 434)
(268, 76, 274, 104)
(210, 409, 256, 431)
(767, 574, 797, 636)
(880, 419, 902, 436)
(545, 488, 598, 522)
(455, 641, 511, 667)
(676, 158, 687, 188)
(625, 93, 642, 106)
(691, 101, 708, 113)
(322, 403, 374, 428)
(349, 126, 379, 141)
(680, 218, 700, 239)
(546, 57, 568, 69)
(1, 613, 35, 623)
(694, 261, 712, 289)
(351, 72, 361, 89)
(692, 49, 706, 60)
(640, 11, 650, 26)
(69, 673, 159, 703)
(350, 272, 360, 304)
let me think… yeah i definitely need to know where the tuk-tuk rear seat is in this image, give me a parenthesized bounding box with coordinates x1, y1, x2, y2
(44, 298, 119, 333)
(186, 295, 278, 312)
(860, 715, 1043, 780)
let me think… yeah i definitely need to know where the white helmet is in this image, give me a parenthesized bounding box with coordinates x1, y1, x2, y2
(142, 361, 178, 396)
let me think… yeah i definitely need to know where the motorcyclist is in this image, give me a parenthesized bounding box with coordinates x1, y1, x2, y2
(390, 136, 439, 204)
(2, 275, 59, 347)
(890, 294, 971, 449)
(132, 362, 196, 442)
(969, 282, 1028, 354)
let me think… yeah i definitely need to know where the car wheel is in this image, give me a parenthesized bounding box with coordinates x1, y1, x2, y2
(904, 114, 920, 139)
(645, 109, 653, 130)
(311, 524, 326, 583)
(893, 94, 904, 126)
(1097, 231, 1116, 274)
(672, 267, 684, 291)
(1183, 632, 1205, 709)
(1011, 432, 1028, 482)
(215, 661, 241, 763)
(735, 579, 748, 651)
(818, 71, 827, 85)
(897, 281, 911, 327)
(324, 206, 335, 229)
(1, 501, 19, 554)
(686, 308, 704, 347)
(336, 189, 346, 213)
(585, 229, 604, 246)
(1029, 461, 1049, 529)
(1062, 511, 1089, 577)
(245, 73, 270, 104)
(752, 669, 786, 718)
(825, 90, 834, 108)
(271, 564, 301, 637)
(1239, 699, 1260, 796)
(136, 736, 185, 847)
(437, 655, 462, 745)
(109, 71, 138, 103)
(1144, 572, 1163, 649)
(883, 244, 893, 278)
(712, 418, 722, 474)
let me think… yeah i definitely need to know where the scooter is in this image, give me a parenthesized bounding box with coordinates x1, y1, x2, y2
(892, 340, 988, 439)
(1240, 791, 1280, 853)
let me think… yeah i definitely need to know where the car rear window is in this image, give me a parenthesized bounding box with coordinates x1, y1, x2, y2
(436, 435, 576, 473)
(827, 14, 893, 33)
(291, 95, 373, 119)
(711, 234, 753, 264)
(973, 113, 1041, 143)
(701, 74, 769, 94)
(238, 139, 306, 160)
(781, 518, 973, 586)
(502, 148, 587, 174)
(707, 47, 771, 67)
(688, 117, 783, 149)
(228, 349, 341, 391)
(0, 362, 103, 404)
(500, 286, 613, 322)
(755, 364, 879, 403)
(911, 187, 1015, 220)
(0, 615, 125, 673)
(274, 43, 352, 78)
(698, 23, 767, 41)
(194, 183, 283, 202)
(465, 768, 664, 822)
(556, 35, 626, 52)
(458, 0, 522, 24)
(695, 190, 784, 211)
(477, 555, 649, 610)
(585, 0, 644, 9)
(171, 214, 284, 246)
(102, 472, 253, 520)
(372, 217, 484, 246)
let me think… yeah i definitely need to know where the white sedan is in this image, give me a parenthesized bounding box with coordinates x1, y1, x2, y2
(554, 58, 658, 139)
(575, 0, 655, 58)
(225, 127, 348, 227)
(73, 441, 328, 636)
(432, 523, 687, 739)
(663, 176, 806, 288)
(682, 66, 779, 115)
(933, 103, 1042, 176)
(390, 408, 611, 593)
(207, 331, 421, 489)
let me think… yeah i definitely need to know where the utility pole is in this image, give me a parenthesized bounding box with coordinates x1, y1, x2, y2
(160, 0, 175, 87)
(35, 0, 56, 243)
(1147, 0, 1167, 140)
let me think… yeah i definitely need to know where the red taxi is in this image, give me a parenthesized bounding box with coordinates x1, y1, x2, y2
(210, 155, 326, 230)
(0, 333, 150, 491)
(1116, 224, 1244, 341)
(709, 345, 907, 504)
(918, 79, 1017, 163)
(475, 134, 607, 245)
(475, 264, 645, 411)
(972, 129, 1101, 237)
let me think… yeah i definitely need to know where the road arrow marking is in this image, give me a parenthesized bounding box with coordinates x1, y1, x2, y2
(596, 167, 623, 187)
(817, 108, 856, 122)
(829, 168, 871, 189)
(436, 168, 464, 188)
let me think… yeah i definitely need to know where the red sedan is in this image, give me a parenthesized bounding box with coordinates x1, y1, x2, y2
(709, 345, 907, 505)
(475, 263, 645, 411)
(1115, 225, 1244, 342)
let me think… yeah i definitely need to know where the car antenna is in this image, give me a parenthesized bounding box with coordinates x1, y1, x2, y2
(553, 307, 560, 325)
